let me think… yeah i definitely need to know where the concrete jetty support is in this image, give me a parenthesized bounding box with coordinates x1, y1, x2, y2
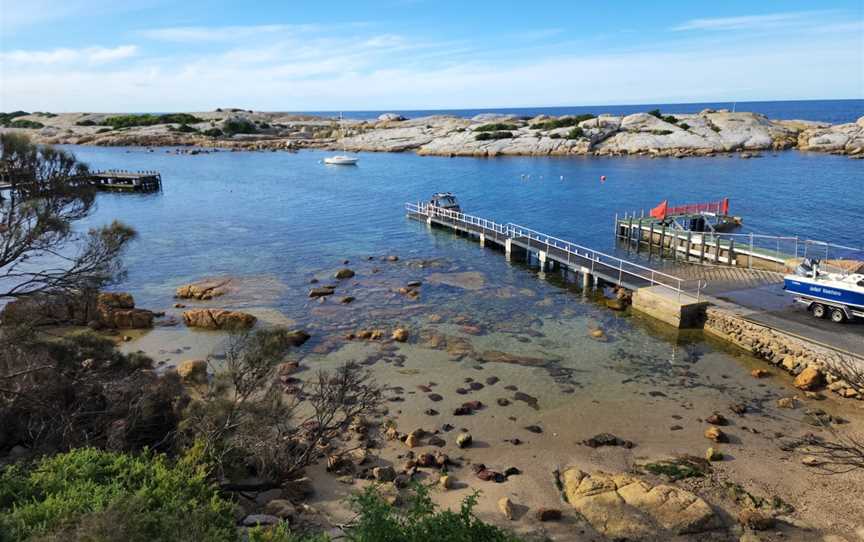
(632, 286, 709, 329)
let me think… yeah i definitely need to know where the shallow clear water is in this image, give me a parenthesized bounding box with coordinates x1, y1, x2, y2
(71, 146, 862, 311)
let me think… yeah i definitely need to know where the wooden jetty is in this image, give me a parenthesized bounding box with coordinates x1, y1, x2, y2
(406, 202, 709, 328)
(0, 169, 162, 196)
(88, 170, 162, 193)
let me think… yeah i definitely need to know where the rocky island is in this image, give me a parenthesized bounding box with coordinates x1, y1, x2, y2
(2, 108, 862, 158)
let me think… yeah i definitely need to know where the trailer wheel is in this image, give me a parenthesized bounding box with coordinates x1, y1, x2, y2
(811, 304, 826, 318)
(830, 308, 847, 323)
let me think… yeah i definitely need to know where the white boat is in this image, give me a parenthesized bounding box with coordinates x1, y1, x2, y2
(324, 113, 358, 166)
(323, 155, 358, 165)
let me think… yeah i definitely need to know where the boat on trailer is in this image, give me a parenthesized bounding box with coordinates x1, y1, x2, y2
(783, 258, 864, 323)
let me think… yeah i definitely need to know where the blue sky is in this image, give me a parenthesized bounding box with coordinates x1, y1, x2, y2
(1, 0, 862, 111)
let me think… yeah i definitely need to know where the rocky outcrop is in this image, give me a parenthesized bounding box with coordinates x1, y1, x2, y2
(177, 359, 208, 384)
(2, 291, 153, 329)
(562, 469, 719, 539)
(182, 308, 256, 330)
(95, 292, 154, 329)
(5, 110, 859, 157)
(797, 116, 864, 156)
(705, 307, 862, 399)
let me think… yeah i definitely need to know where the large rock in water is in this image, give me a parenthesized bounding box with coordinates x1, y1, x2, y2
(182, 309, 256, 330)
(175, 278, 233, 300)
(562, 469, 719, 539)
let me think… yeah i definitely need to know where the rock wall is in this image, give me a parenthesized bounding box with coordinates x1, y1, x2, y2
(704, 307, 862, 400)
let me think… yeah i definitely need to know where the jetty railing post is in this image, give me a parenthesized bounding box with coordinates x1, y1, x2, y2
(614, 213, 618, 238)
(729, 239, 735, 265)
(685, 231, 692, 262)
(749, 233, 754, 269)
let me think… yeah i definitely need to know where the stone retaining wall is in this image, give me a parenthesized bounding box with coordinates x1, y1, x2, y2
(704, 307, 863, 400)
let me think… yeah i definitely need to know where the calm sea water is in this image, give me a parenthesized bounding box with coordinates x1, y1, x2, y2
(69, 144, 862, 314)
(304, 99, 863, 124)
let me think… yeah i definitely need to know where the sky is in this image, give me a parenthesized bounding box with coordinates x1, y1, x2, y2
(0, 0, 862, 112)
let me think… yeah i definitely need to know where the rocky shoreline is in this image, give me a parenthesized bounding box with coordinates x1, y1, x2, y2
(3, 109, 863, 158)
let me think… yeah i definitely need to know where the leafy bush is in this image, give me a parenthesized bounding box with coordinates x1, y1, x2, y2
(8, 120, 44, 129)
(0, 111, 30, 125)
(647, 109, 679, 124)
(0, 447, 237, 542)
(345, 484, 522, 542)
(75, 119, 97, 126)
(530, 114, 595, 130)
(96, 128, 112, 134)
(222, 118, 258, 136)
(566, 127, 585, 139)
(474, 123, 517, 132)
(548, 133, 561, 139)
(204, 128, 224, 138)
(678, 122, 690, 130)
(103, 113, 203, 129)
(650, 129, 674, 136)
(172, 123, 199, 133)
(475, 131, 513, 141)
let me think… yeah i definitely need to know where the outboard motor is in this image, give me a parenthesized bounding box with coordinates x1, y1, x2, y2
(795, 258, 819, 277)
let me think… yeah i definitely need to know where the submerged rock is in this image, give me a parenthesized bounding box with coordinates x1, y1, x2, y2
(175, 278, 233, 300)
(182, 308, 256, 329)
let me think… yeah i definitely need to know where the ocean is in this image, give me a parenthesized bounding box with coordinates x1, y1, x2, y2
(301, 98, 864, 124)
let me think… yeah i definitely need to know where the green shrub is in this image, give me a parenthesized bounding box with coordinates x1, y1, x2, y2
(75, 119, 97, 126)
(474, 123, 517, 132)
(222, 118, 258, 135)
(96, 128, 112, 134)
(647, 109, 679, 124)
(103, 113, 203, 129)
(172, 123, 199, 133)
(566, 127, 585, 139)
(204, 127, 224, 138)
(678, 122, 690, 130)
(0, 447, 237, 542)
(650, 129, 674, 136)
(548, 133, 561, 139)
(8, 120, 44, 129)
(475, 131, 513, 141)
(345, 484, 522, 542)
(0, 111, 30, 125)
(530, 114, 594, 131)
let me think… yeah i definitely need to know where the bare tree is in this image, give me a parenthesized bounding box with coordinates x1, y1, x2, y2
(181, 327, 382, 483)
(0, 133, 135, 301)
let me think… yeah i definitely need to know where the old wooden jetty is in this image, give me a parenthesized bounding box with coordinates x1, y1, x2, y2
(406, 202, 708, 328)
(0, 169, 162, 195)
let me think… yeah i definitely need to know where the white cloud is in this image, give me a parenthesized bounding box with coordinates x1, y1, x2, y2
(1, 17, 861, 112)
(672, 11, 838, 32)
(137, 23, 347, 42)
(0, 45, 138, 65)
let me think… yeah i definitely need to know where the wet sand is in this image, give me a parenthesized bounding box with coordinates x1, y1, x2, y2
(119, 256, 864, 540)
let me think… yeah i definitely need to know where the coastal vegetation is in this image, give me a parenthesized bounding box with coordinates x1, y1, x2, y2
(222, 117, 259, 135)
(103, 113, 204, 129)
(475, 131, 514, 141)
(530, 114, 595, 131)
(648, 108, 680, 125)
(0, 111, 30, 126)
(474, 123, 518, 132)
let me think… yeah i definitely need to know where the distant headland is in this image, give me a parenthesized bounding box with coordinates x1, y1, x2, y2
(1, 108, 862, 158)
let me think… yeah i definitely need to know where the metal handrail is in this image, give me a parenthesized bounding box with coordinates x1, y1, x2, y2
(407, 202, 704, 301)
